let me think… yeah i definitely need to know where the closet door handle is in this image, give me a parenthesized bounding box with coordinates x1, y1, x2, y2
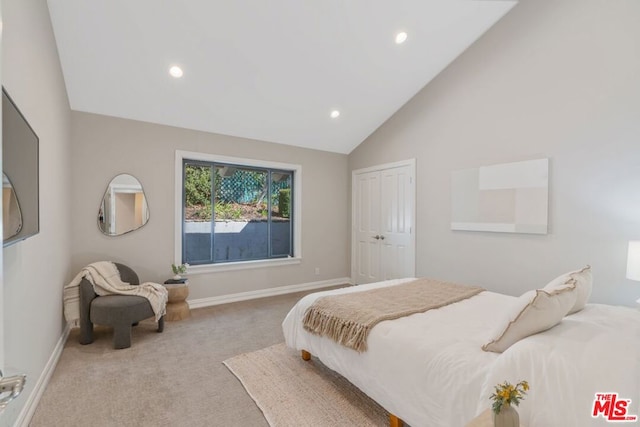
(372, 235, 380, 240)
(379, 235, 385, 240)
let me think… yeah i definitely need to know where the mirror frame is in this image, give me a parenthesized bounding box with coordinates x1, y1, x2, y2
(3, 172, 23, 242)
(98, 173, 150, 236)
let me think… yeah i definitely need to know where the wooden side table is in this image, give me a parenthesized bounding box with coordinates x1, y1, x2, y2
(163, 280, 191, 321)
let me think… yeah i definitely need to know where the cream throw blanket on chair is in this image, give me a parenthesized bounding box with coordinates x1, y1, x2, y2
(63, 261, 168, 326)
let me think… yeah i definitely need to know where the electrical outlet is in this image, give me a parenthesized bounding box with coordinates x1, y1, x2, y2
(314, 267, 320, 275)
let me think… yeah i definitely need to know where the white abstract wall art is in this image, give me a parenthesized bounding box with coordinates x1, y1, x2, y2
(451, 158, 549, 234)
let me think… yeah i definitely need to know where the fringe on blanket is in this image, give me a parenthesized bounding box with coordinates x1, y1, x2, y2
(302, 278, 484, 353)
(303, 308, 370, 353)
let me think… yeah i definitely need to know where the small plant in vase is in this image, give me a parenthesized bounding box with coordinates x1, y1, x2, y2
(490, 380, 529, 427)
(171, 263, 189, 280)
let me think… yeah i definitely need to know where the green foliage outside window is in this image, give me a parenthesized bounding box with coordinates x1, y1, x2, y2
(184, 165, 212, 206)
(278, 189, 290, 218)
(215, 202, 243, 220)
(184, 163, 291, 222)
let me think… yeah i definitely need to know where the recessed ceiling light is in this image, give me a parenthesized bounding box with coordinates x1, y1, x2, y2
(169, 65, 183, 78)
(395, 32, 408, 44)
(330, 110, 340, 119)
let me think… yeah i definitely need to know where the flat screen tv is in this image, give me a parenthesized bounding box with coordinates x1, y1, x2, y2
(2, 87, 39, 247)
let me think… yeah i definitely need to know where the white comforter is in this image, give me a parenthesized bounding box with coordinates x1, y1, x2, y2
(478, 303, 640, 427)
(283, 278, 512, 426)
(282, 279, 640, 427)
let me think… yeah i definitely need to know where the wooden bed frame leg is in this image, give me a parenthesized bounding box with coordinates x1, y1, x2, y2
(300, 349, 401, 426)
(389, 414, 403, 427)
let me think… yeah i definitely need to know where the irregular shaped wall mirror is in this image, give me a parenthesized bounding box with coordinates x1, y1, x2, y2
(98, 174, 150, 236)
(3, 173, 23, 241)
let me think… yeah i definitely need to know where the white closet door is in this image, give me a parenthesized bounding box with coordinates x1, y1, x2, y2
(352, 160, 415, 284)
(379, 165, 414, 281)
(354, 171, 381, 284)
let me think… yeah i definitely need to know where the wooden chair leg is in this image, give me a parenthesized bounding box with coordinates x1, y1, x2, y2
(301, 350, 311, 361)
(390, 414, 403, 427)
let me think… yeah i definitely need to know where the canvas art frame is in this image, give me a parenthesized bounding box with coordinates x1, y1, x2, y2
(451, 158, 549, 234)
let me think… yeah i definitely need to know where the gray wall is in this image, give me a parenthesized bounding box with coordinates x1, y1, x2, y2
(349, 0, 640, 306)
(1, 0, 72, 424)
(70, 112, 349, 300)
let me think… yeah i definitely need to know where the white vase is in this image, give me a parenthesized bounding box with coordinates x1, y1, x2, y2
(173, 274, 182, 280)
(492, 403, 519, 427)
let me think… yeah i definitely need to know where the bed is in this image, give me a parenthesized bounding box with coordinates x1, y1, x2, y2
(282, 275, 640, 427)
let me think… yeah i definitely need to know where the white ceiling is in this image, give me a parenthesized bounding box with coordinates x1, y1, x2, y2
(47, 1, 516, 154)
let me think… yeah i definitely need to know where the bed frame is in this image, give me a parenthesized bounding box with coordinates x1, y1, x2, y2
(300, 349, 405, 427)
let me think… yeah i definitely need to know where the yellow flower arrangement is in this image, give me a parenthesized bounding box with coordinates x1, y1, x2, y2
(490, 380, 529, 414)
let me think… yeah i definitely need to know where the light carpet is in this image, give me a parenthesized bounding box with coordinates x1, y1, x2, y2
(223, 343, 389, 427)
(31, 289, 349, 427)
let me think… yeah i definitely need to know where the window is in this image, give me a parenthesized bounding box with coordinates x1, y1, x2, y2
(176, 151, 301, 270)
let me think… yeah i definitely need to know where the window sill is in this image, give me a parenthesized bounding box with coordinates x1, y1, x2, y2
(186, 257, 302, 274)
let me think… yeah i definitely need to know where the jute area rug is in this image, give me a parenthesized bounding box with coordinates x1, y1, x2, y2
(223, 343, 389, 427)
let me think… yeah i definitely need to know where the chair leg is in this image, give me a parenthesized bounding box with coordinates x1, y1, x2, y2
(157, 316, 165, 333)
(79, 320, 94, 345)
(113, 324, 132, 349)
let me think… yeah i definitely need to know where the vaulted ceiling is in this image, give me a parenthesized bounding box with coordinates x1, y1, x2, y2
(47, 1, 517, 154)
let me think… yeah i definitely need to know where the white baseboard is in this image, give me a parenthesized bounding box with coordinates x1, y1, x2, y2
(15, 324, 71, 427)
(188, 277, 352, 309)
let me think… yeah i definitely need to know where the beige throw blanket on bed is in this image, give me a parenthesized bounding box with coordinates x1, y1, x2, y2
(302, 278, 484, 352)
(63, 261, 168, 326)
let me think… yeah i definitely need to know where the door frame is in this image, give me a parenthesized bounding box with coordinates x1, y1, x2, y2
(351, 159, 416, 284)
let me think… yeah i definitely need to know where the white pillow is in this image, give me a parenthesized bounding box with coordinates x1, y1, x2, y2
(543, 265, 592, 314)
(482, 283, 577, 353)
